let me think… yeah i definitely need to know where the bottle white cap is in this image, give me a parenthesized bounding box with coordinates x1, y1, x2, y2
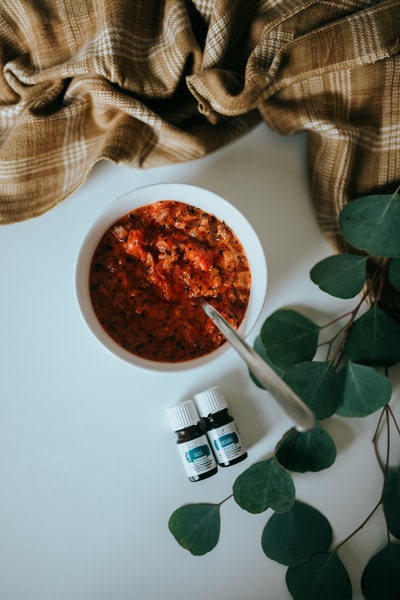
(166, 400, 200, 432)
(194, 386, 228, 417)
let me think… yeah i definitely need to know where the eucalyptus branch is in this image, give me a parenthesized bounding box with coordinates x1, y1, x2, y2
(374, 258, 391, 303)
(333, 403, 399, 552)
(318, 284, 375, 363)
(168, 189, 400, 599)
(372, 405, 390, 471)
(333, 499, 382, 552)
(386, 404, 400, 435)
(219, 494, 233, 506)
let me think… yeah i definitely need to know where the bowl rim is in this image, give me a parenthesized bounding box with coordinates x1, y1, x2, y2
(75, 182, 267, 372)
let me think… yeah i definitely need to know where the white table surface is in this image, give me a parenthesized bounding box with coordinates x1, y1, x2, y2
(0, 123, 397, 600)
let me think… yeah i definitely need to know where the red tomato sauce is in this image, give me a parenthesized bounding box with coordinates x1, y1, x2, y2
(89, 200, 251, 362)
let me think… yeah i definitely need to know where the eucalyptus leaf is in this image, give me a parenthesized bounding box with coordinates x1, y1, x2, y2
(276, 426, 336, 473)
(310, 254, 367, 298)
(260, 309, 320, 370)
(389, 257, 400, 292)
(336, 361, 392, 417)
(233, 456, 295, 514)
(383, 469, 400, 539)
(339, 193, 400, 257)
(283, 361, 340, 420)
(168, 503, 221, 556)
(361, 542, 400, 600)
(261, 500, 332, 567)
(344, 305, 400, 367)
(286, 551, 352, 600)
(249, 335, 284, 388)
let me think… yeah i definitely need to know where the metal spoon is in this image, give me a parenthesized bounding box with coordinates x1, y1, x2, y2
(201, 300, 316, 432)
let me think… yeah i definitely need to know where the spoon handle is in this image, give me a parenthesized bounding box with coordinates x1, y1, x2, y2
(201, 301, 316, 432)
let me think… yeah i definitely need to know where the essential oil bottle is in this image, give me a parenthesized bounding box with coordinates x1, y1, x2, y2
(194, 387, 248, 467)
(166, 400, 218, 482)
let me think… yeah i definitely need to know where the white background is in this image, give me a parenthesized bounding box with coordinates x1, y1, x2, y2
(1, 123, 398, 600)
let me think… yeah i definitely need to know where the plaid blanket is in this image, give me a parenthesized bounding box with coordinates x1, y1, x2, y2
(0, 0, 399, 258)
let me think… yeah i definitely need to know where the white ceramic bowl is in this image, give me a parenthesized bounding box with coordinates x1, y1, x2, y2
(75, 183, 267, 371)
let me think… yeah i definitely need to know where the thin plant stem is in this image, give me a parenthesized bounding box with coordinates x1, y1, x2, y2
(333, 403, 399, 551)
(333, 500, 382, 552)
(219, 494, 233, 506)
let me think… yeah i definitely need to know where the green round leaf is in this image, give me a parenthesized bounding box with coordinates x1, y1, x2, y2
(361, 542, 400, 600)
(168, 503, 221, 556)
(336, 361, 392, 417)
(282, 361, 340, 420)
(276, 426, 336, 473)
(310, 254, 367, 298)
(260, 309, 320, 370)
(344, 306, 400, 367)
(249, 335, 284, 389)
(261, 500, 332, 567)
(233, 456, 295, 514)
(389, 257, 400, 292)
(339, 193, 400, 257)
(383, 469, 400, 539)
(286, 551, 352, 600)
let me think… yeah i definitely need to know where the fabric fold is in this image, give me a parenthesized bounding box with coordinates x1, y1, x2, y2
(0, 0, 399, 250)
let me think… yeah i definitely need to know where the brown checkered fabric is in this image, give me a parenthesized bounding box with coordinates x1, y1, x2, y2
(1, 0, 399, 260)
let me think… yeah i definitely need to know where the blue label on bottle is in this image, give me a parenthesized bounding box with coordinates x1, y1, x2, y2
(185, 444, 211, 463)
(214, 432, 239, 451)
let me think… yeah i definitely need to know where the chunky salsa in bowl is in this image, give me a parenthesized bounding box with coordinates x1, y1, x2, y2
(75, 184, 267, 371)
